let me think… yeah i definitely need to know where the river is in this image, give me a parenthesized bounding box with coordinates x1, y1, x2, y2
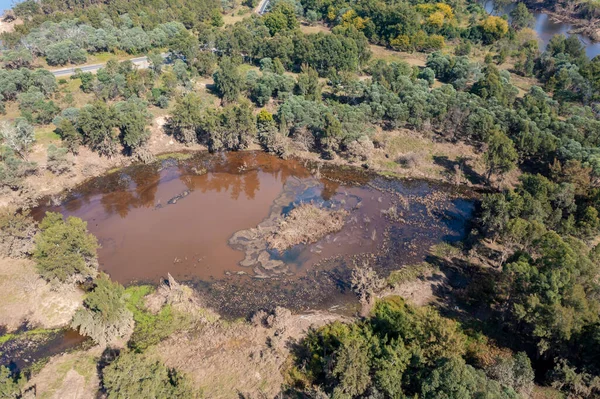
(483, 0, 600, 58)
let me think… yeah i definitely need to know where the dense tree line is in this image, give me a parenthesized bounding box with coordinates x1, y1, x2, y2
(290, 297, 534, 398)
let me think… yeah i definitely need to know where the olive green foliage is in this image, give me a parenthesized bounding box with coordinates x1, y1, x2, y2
(115, 97, 152, 153)
(102, 351, 198, 399)
(170, 92, 205, 145)
(77, 102, 119, 157)
(257, 109, 287, 157)
(0, 207, 36, 258)
(33, 212, 99, 282)
(484, 130, 518, 182)
(213, 57, 244, 103)
(0, 147, 37, 189)
(125, 286, 193, 352)
(296, 64, 321, 101)
(201, 101, 257, 151)
(46, 144, 72, 175)
(0, 366, 22, 399)
(71, 274, 134, 346)
(296, 297, 527, 398)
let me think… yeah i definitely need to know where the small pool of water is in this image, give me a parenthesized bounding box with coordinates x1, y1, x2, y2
(34, 151, 475, 316)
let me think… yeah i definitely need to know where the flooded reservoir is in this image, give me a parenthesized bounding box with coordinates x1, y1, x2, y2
(34, 152, 475, 316)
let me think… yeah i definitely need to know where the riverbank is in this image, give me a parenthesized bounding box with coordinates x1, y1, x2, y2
(2, 116, 489, 210)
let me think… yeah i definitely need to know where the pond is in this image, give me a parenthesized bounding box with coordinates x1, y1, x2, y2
(483, 0, 600, 58)
(34, 151, 475, 316)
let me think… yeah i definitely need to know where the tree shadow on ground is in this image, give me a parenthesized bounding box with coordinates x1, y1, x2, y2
(424, 252, 527, 353)
(433, 155, 486, 185)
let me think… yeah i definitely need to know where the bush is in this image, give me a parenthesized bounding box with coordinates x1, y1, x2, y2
(0, 147, 37, 189)
(71, 274, 134, 347)
(125, 286, 193, 352)
(0, 366, 23, 399)
(33, 212, 99, 282)
(0, 207, 37, 258)
(46, 144, 72, 174)
(102, 351, 198, 398)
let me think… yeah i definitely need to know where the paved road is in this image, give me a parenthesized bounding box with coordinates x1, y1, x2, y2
(50, 55, 152, 77)
(256, 0, 270, 15)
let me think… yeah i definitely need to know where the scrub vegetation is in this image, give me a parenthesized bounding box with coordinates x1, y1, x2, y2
(1, 0, 600, 397)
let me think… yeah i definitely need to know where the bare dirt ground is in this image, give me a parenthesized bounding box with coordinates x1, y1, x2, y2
(155, 309, 345, 398)
(0, 116, 206, 208)
(0, 258, 83, 331)
(23, 347, 101, 399)
(0, 18, 21, 34)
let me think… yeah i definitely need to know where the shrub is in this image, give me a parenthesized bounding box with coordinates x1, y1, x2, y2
(33, 212, 99, 282)
(0, 207, 37, 258)
(71, 274, 134, 347)
(102, 351, 198, 398)
(46, 144, 72, 174)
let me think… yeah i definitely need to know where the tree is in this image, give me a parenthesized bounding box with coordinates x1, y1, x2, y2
(45, 40, 87, 66)
(77, 102, 119, 156)
(148, 52, 164, 74)
(1, 118, 35, 158)
(510, 3, 534, 30)
(170, 93, 205, 144)
(71, 274, 133, 346)
(263, 1, 298, 35)
(332, 332, 372, 397)
(296, 64, 321, 101)
(0, 147, 37, 189)
(479, 16, 509, 44)
(55, 119, 81, 154)
(213, 57, 244, 104)
(1, 49, 33, 69)
(102, 351, 198, 399)
(115, 97, 151, 153)
(484, 130, 518, 184)
(201, 101, 257, 151)
(257, 108, 287, 157)
(33, 212, 99, 282)
(421, 357, 517, 399)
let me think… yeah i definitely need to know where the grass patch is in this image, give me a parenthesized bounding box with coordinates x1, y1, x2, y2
(155, 152, 194, 161)
(124, 286, 194, 352)
(0, 333, 16, 345)
(430, 242, 461, 259)
(387, 262, 436, 286)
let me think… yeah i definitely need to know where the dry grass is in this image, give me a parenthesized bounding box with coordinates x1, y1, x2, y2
(155, 309, 343, 398)
(299, 24, 332, 35)
(369, 44, 428, 67)
(0, 257, 84, 331)
(24, 348, 102, 399)
(370, 128, 486, 183)
(267, 203, 347, 252)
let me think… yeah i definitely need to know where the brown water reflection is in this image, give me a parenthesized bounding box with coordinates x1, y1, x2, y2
(34, 151, 475, 316)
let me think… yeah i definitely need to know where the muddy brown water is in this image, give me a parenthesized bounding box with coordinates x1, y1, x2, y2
(33, 151, 475, 317)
